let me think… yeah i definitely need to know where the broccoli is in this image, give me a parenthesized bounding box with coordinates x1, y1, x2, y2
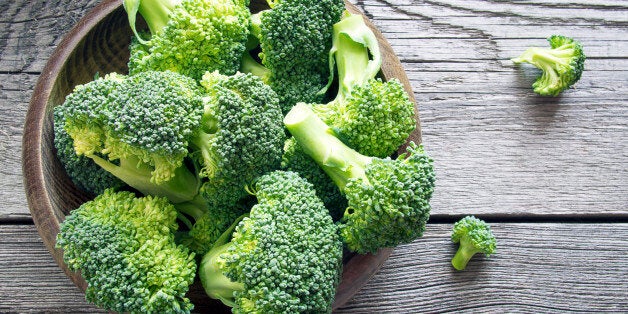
(56, 189, 197, 313)
(199, 171, 343, 313)
(172, 71, 285, 256)
(511, 35, 585, 96)
(451, 216, 496, 270)
(123, 0, 250, 80)
(240, 0, 345, 113)
(281, 137, 347, 220)
(193, 71, 285, 208)
(53, 77, 126, 196)
(280, 13, 415, 219)
(284, 103, 435, 254)
(312, 12, 416, 158)
(58, 71, 203, 203)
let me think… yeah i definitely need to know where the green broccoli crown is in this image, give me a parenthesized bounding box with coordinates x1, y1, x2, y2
(511, 35, 585, 96)
(53, 103, 125, 196)
(314, 78, 416, 158)
(242, 0, 345, 112)
(125, 0, 251, 80)
(199, 170, 343, 313)
(195, 71, 285, 207)
(281, 137, 347, 220)
(340, 142, 435, 253)
(451, 215, 496, 270)
(104, 70, 203, 183)
(56, 189, 197, 313)
(284, 103, 435, 253)
(59, 71, 201, 203)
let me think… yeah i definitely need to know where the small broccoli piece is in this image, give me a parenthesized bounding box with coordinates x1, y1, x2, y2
(240, 0, 345, 113)
(53, 77, 126, 195)
(194, 71, 285, 208)
(59, 71, 203, 203)
(312, 12, 416, 158)
(123, 0, 250, 80)
(199, 171, 343, 313)
(281, 137, 347, 220)
(284, 103, 435, 253)
(56, 189, 197, 313)
(511, 35, 585, 96)
(451, 216, 496, 270)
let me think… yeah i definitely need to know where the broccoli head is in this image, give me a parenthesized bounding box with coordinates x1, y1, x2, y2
(312, 12, 416, 158)
(58, 70, 203, 203)
(451, 215, 496, 270)
(124, 0, 250, 80)
(240, 0, 345, 113)
(199, 171, 343, 313)
(194, 71, 285, 208)
(511, 35, 585, 96)
(284, 103, 435, 254)
(56, 189, 197, 313)
(53, 76, 126, 196)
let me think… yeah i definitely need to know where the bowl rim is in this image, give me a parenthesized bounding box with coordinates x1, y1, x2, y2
(22, 0, 416, 310)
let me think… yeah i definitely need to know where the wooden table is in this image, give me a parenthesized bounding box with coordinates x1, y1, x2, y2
(2, 0, 627, 312)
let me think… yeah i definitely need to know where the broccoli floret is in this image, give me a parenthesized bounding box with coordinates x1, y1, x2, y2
(312, 12, 416, 158)
(199, 171, 343, 313)
(59, 71, 203, 203)
(53, 77, 126, 196)
(123, 0, 250, 80)
(451, 216, 496, 270)
(511, 35, 585, 96)
(56, 189, 197, 313)
(194, 71, 285, 208)
(240, 0, 345, 113)
(280, 137, 346, 220)
(284, 103, 435, 253)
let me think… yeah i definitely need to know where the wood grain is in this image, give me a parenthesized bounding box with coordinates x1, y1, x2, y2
(1, 224, 626, 312)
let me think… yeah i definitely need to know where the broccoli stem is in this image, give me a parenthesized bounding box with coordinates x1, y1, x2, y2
(451, 238, 480, 270)
(284, 103, 371, 191)
(240, 51, 270, 82)
(174, 194, 209, 221)
(123, 0, 180, 43)
(199, 215, 247, 306)
(329, 13, 382, 103)
(88, 153, 198, 203)
(190, 131, 220, 179)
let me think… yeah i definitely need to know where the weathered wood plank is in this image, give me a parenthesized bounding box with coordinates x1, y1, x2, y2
(337, 223, 628, 313)
(1, 224, 626, 312)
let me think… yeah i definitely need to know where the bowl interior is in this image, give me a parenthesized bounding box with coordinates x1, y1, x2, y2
(24, 0, 419, 311)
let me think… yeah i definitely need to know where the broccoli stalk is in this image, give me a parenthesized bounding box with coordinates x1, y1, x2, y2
(451, 216, 497, 270)
(123, 0, 180, 43)
(284, 103, 435, 253)
(324, 12, 381, 103)
(511, 35, 585, 96)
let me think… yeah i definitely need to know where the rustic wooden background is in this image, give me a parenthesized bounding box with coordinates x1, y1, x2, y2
(1, 0, 627, 312)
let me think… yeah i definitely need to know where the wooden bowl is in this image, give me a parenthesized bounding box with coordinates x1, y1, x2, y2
(22, 0, 421, 311)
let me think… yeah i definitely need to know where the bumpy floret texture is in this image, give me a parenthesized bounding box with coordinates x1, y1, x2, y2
(340, 142, 435, 253)
(197, 72, 285, 207)
(56, 189, 197, 313)
(53, 92, 125, 195)
(129, 0, 250, 80)
(281, 137, 346, 220)
(451, 215, 496, 255)
(255, 0, 345, 111)
(314, 78, 416, 158)
(220, 171, 343, 313)
(104, 71, 203, 183)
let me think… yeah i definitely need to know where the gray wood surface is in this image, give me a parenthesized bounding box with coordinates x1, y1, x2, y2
(1, 0, 627, 312)
(1, 224, 626, 312)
